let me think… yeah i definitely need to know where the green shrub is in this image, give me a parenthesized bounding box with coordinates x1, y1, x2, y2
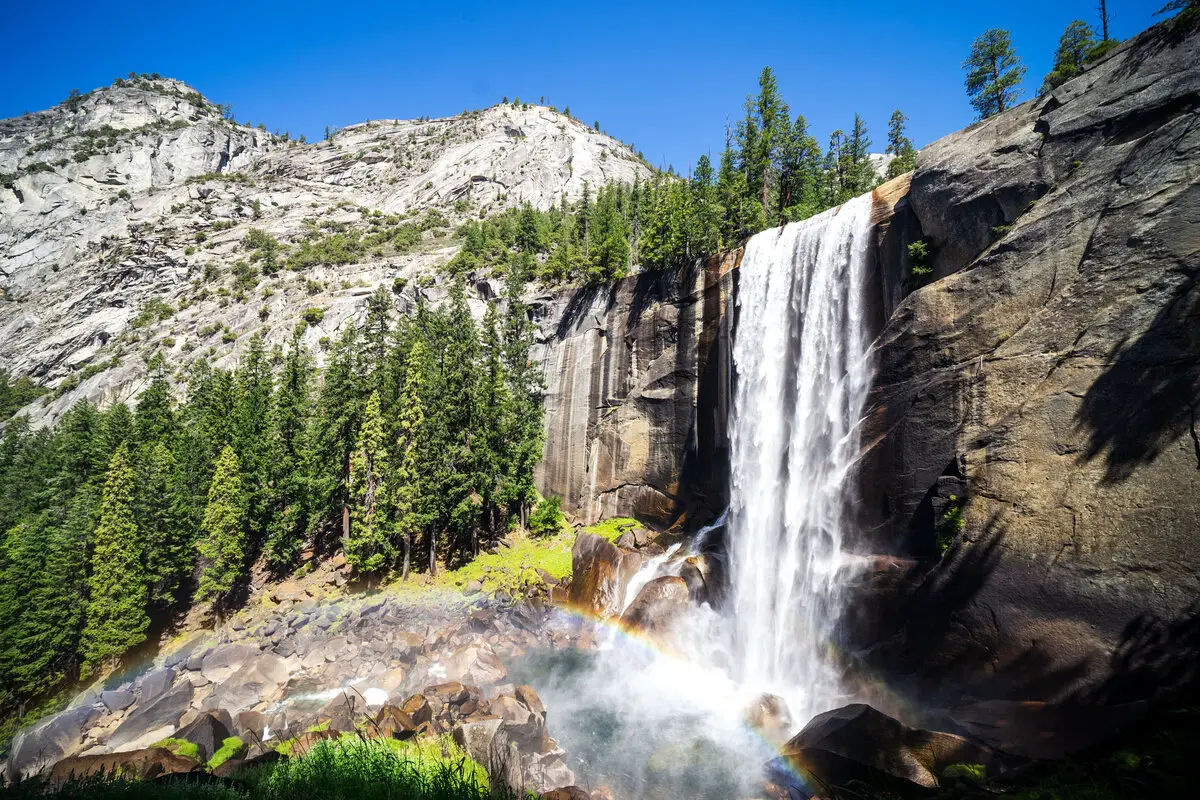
(529, 495, 567, 537)
(302, 307, 325, 325)
(937, 494, 966, 556)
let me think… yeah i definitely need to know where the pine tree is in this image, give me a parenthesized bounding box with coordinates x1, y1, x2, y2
(885, 110, 917, 178)
(80, 444, 148, 676)
(1044, 21, 1098, 90)
(233, 334, 276, 549)
(265, 328, 314, 572)
(394, 339, 429, 580)
(964, 29, 1027, 119)
(196, 445, 247, 611)
(347, 391, 393, 572)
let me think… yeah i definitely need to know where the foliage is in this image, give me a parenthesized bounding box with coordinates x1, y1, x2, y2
(528, 495, 567, 537)
(80, 445, 149, 675)
(885, 110, 916, 178)
(963, 29, 1026, 119)
(196, 445, 247, 609)
(207, 736, 246, 770)
(152, 737, 201, 760)
(0, 370, 45, 421)
(583, 517, 641, 543)
(936, 494, 965, 556)
(1043, 21, 1098, 90)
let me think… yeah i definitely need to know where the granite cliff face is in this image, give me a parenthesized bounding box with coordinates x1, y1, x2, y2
(853, 22, 1200, 706)
(0, 78, 649, 426)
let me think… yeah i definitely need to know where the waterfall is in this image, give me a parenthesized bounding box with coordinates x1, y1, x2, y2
(726, 193, 875, 723)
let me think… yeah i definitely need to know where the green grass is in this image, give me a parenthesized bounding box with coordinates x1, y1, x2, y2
(0, 735, 517, 800)
(582, 517, 641, 543)
(207, 737, 245, 770)
(389, 527, 575, 601)
(152, 738, 201, 761)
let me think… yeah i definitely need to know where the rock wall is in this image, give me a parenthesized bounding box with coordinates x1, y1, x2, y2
(853, 22, 1200, 706)
(535, 251, 738, 526)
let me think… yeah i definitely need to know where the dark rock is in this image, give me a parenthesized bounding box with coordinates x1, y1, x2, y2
(235, 710, 269, 739)
(855, 21, 1200, 705)
(48, 747, 198, 786)
(175, 710, 234, 762)
(944, 700, 1148, 760)
(101, 689, 135, 713)
(774, 704, 994, 793)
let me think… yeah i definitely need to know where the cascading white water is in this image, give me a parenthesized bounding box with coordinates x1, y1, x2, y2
(515, 193, 878, 799)
(726, 193, 875, 723)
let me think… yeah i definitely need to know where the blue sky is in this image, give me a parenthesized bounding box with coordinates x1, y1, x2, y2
(4, 1, 1159, 172)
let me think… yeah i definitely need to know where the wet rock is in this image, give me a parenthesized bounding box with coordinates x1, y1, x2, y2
(619, 575, 690, 638)
(566, 533, 644, 617)
(541, 785, 592, 799)
(108, 682, 194, 752)
(48, 747, 198, 786)
(373, 705, 418, 739)
(744, 693, 794, 746)
(235, 710, 269, 739)
(773, 704, 994, 793)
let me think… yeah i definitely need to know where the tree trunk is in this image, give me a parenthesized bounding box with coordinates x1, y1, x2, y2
(428, 530, 437, 576)
(402, 532, 411, 580)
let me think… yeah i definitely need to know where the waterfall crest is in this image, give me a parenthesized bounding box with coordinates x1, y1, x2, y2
(726, 193, 875, 722)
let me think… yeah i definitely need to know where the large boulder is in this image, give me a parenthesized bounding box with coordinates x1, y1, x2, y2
(566, 533, 644, 617)
(138, 667, 176, 704)
(108, 682, 194, 752)
(619, 575, 690, 638)
(855, 21, 1200, 705)
(47, 746, 198, 786)
(5, 705, 99, 781)
(944, 699, 1148, 760)
(773, 704, 994, 794)
(175, 710, 234, 762)
(210, 652, 289, 710)
(444, 643, 508, 687)
(200, 644, 258, 684)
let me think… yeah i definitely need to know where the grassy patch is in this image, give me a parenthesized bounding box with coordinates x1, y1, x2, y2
(152, 737, 201, 761)
(207, 736, 245, 770)
(583, 517, 641, 543)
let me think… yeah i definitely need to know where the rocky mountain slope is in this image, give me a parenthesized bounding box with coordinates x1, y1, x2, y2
(854, 21, 1200, 705)
(0, 77, 649, 425)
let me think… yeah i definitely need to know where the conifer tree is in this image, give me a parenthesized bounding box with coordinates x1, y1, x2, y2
(347, 391, 392, 572)
(885, 110, 917, 178)
(265, 328, 314, 571)
(964, 29, 1026, 119)
(394, 338, 429, 580)
(1043, 21, 1097, 90)
(80, 444, 147, 675)
(196, 445, 247, 611)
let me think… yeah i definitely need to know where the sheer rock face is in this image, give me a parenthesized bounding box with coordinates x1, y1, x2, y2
(0, 79, 649, 426)
(854, 23, 1200, 705)
(536, 250, 738, 525)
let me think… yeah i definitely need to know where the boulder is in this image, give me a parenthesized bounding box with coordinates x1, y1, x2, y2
(373, 705, 418, 739)
(108, 682, 194, 752)
(445, 643, 508, 687)
(200, 644, 258, 684)
(47, 746, 198, 786)
(542, 787, 592, 800)
(101, 689, 135, 713)
(566, 533, 644, 617)
(401, 694, 433, 725)
(453, 717, 503, 767)
(138, 668, 176, 703)
(774, 704, 994, 794)
(5, 705, 99, 781)
(211, 652, 289, 710)
(619, 575, 690, 637)
(175, 710, 234, 762)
